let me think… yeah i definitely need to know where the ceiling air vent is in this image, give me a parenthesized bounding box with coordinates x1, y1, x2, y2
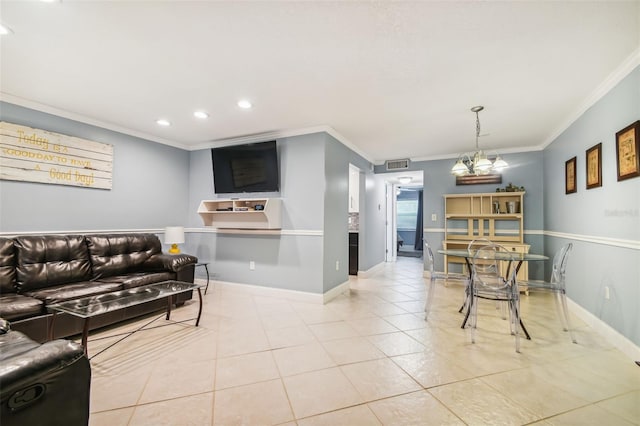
(385, 159, 410, 171)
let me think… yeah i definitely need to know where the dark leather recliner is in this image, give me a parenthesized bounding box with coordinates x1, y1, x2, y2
(0, 317, 91, 426)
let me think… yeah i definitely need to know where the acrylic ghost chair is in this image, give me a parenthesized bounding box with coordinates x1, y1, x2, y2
(518, 243, 576, 343)
(459, 238, 497, 320)
(469, 242, 523, 352)
(424, 242, 468, 321)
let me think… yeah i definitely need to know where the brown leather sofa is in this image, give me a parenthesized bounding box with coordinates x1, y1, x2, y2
(0, 233, 197, 343)
(0, 317, 91, 426)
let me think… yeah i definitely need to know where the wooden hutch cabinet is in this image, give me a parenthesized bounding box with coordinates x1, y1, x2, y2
(442, 192, 530, 281)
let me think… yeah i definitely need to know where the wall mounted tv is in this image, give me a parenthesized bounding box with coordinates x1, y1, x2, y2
(211, 140, 279, 194)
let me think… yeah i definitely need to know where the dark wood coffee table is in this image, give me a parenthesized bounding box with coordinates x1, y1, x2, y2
(47, 280, 203, 358)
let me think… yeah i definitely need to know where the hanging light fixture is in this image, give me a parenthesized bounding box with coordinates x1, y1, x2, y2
(450, 106, 508, 176)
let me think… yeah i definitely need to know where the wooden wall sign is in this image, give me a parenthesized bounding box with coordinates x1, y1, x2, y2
(455, 174, 502, 185)
(0, 122, 113, 190)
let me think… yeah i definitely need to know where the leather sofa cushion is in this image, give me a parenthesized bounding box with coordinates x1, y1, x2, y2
(14, 235, 91, 293)
(85, 234, 162, 279)
(96, 271, 175, 289)
(23, 281, 122, 305)
(0, 238, 16, 294)
(0, 294, 44, 321)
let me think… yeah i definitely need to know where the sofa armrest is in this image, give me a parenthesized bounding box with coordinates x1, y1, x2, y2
(144, 253, 198, 273)
(0, 339, 91, 426)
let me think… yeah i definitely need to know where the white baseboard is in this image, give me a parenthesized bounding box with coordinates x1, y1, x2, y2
(357, 261, 386, 278)
(567, 298, 640, 362)
(194, 278, 349, 305)
(411, 276, 639, 361)
(323, 280, 350, 304)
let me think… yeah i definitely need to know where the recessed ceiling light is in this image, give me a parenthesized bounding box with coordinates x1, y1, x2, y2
(193, 111, 209, 119)
(156, 119, 171, 126)
(0, 24, 13, 36)
(237, 100, 252, 109)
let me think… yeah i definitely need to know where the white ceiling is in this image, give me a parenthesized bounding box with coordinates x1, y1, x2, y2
(1, 1, 638, 164)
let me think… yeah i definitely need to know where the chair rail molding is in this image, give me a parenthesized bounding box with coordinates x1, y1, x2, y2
(0, 228, 324, 237)
(544, 230, 640, 250)
(425, 228, 638, 250)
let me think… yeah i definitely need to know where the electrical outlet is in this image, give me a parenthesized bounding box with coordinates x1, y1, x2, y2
(431, 213, 437, 221)
(335, 261, 340, 271)
(604, 286, 610, 300)
(249, 261, 255, 270)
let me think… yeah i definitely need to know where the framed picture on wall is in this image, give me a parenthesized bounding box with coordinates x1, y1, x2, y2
(565, 156, 577, 194)
(586, 143, 602, 189)
(615, 120, 640, 181)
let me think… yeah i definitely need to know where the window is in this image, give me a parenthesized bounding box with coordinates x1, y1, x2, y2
(397, 198, 418, 230)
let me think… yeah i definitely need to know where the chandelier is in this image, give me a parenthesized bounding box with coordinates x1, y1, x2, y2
(450, 106, 508, 176)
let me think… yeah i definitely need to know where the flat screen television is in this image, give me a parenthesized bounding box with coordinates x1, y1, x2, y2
(211, 140, 279, 194)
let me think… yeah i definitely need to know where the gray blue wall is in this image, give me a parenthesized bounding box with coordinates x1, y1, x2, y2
(184, 133, 326, 293)
(184, 132, 377, 295)
(0, 103, 379, 296)
(0, 102, 190, 233)
(543, 66, 639, 346)
(375, 150, 546, 279)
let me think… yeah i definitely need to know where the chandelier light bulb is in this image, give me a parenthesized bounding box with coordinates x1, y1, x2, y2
(493, 155, 509, 171)
(451, 159, 469, 176)
(451, 105, 509, 176)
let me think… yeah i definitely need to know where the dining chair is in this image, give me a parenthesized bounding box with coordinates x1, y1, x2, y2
(424, 242, 468, 321)
(519, 243, 576, 343)
(458, 238, 497, 316)
(469, 243, 522, 352)
(467, 237, 499, 277)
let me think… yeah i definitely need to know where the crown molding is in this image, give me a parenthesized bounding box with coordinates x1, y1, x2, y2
(414, 49, 640, 164)
(191, 124, 376, 164)
(0, 93, 193, 151)
(4, 48, 637, 164)
(540, 47, 640, 150)
(411, 144, 544, 163)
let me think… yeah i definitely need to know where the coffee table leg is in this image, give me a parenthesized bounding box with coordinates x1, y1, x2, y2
(196, 287, 203, 326)
(82, 318, 91, 357)
(166, 296, 173, 320)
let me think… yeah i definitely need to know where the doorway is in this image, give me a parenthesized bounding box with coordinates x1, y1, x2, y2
(383, 171, 424, 262)
(396, 187, 423, 258)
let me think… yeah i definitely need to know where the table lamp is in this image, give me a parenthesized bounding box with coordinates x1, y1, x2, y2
(164, 226, 185, 254)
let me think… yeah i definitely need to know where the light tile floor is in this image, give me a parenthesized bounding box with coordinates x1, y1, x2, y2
(87, 257, 640, 425)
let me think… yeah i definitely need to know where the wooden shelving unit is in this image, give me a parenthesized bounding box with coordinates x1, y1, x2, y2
(197, 198, 282, 229)
(442, 192, 530, 281)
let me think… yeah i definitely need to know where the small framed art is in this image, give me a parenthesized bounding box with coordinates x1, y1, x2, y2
(565, 156, 576, 194)
(586, 143, 602, 189)
(615, 120, 640, 181)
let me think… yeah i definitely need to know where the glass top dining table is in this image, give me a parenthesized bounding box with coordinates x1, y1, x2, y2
(437, 248, 549, 339)
(437, 248, 548, 262)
